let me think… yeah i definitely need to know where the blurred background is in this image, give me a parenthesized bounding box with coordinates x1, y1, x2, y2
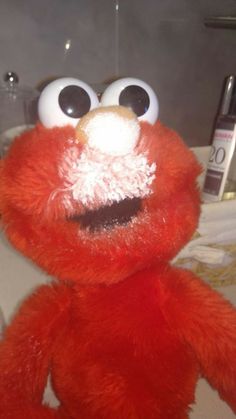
(0, 0, 236, 146)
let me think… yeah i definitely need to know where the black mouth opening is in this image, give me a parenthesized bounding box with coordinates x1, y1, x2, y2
(68, 197, 142, 232)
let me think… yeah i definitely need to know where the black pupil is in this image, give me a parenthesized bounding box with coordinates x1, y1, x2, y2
(119, 85, 150, 117)
(58, 85, 91, 118)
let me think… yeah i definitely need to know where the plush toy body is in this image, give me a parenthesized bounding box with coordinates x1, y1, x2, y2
(0, 77, 236, 418)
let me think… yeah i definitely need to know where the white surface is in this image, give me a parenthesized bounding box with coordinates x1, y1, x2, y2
(175, 198, 236, 266)
(0, 231, 236, 417)
(191, 145, 210, 189)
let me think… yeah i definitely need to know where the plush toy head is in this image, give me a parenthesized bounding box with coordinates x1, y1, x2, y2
(0, 77, 201, 285)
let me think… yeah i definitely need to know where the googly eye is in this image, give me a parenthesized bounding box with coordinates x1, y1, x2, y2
(100, 78, 159, 125)
(38, 77, 99, 128)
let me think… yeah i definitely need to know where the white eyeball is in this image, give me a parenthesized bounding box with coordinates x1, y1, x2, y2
(101, 77, 159, 125)
(38, 77, 99, 128)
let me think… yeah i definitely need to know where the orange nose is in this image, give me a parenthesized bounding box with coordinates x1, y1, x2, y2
(75, 106, 140, 156)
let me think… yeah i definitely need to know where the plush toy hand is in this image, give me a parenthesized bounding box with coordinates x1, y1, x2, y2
(0, 284, 70, 419)
(162, 268, 236, 414)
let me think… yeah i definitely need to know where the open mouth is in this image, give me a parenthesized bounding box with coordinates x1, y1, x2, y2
(68, 197, 142, 232)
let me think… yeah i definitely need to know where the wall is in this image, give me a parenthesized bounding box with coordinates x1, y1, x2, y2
(0, 0, 236, 145)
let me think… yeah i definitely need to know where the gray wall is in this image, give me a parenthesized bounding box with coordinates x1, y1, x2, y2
(0, 0, 236, 146)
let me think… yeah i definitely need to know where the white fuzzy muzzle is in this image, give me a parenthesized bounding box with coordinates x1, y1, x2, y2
(59, 146, 156, 210)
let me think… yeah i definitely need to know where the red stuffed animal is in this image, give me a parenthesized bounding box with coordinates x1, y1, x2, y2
(0, 77, 236, 419)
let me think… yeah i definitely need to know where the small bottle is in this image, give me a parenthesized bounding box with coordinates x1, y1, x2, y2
(202, 75, 236, 202)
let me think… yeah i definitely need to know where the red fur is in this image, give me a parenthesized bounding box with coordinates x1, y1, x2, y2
(0, 116, 235, 418)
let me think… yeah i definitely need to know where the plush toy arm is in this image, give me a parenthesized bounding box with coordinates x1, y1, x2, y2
(162, 268, 236, 413)
(0, 282, 71, 419)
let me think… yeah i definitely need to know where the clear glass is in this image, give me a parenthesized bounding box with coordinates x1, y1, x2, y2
(0, 80, 38, 157)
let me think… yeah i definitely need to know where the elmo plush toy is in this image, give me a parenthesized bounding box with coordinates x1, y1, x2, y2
(0, 77, 236, 419)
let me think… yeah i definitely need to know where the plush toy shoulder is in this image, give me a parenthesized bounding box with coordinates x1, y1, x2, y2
(3, 282, 72, 342)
